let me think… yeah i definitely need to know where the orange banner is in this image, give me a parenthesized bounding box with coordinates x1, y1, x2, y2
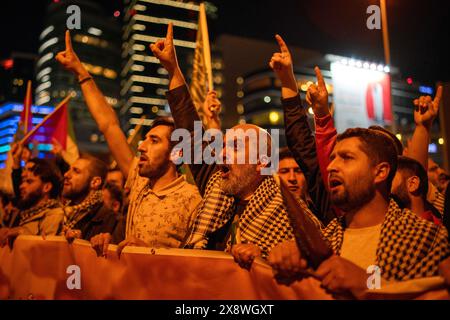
(0, 236, 448, 300)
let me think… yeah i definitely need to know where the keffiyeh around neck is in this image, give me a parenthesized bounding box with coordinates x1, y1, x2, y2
(19, 199, 61, 226)
(183, 171, 294, 258)
(63, 190, 103, 230)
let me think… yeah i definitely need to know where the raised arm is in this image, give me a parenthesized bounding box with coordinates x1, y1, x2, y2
(307, 67, 336, 188)
(408, 86, 443, 169)
(150, 24, 216, 194)
(269, 35, 333, 223)
(202, 90, 222, 130)
(55, 31, 133, 178)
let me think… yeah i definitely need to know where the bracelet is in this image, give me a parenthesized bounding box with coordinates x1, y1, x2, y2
(78, 76, 93, 85)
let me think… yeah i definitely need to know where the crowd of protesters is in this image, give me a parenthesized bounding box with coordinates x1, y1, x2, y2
(1, 24, 450, 299)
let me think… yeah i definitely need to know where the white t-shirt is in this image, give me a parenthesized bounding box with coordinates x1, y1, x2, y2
(340, 224, 382, 270)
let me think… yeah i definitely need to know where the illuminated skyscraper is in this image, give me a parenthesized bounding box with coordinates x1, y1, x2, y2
(121, 0, 224, 133)
(35, 0, 121, 153)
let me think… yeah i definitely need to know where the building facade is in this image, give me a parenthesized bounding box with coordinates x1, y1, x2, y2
(120, 0, 223, 134)
(35, 0, 121, 153)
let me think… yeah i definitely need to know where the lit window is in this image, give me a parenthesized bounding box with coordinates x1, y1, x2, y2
(88, 27, 102, 36)
(103, 68, 117, 79)
(269, 111, 280, 124)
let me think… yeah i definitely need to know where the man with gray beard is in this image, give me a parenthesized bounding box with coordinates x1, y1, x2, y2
(150, 24, 295, 267)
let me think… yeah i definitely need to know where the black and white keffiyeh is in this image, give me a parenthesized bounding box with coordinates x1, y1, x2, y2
(183, 171, 297, 258)
(322, 198, 450, 281)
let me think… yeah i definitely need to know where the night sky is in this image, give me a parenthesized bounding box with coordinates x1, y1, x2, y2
(1, 0, 449, 84)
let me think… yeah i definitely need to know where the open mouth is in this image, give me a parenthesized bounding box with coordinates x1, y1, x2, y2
(220, 165, 231, 178)
(138, 156, 148, 166)
(329, 177, 343, 191)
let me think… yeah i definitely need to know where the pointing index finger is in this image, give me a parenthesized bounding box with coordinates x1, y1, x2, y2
(315, 66, 326, 90)
(65, 30, 73, 51)
(275, 34, 289, 54)
(166, 22, 173, 41)
(434, 85, 443, 106)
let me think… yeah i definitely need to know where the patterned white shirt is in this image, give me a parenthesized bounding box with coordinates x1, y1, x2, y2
(125, 159, 202, 248)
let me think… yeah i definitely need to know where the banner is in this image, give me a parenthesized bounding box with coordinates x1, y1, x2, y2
(190, 3, 214, 127)
(331, 62, 392, 133)
(0, 236, 447, 300)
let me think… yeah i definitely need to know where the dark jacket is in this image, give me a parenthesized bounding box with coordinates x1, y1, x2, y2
(72, 204, 117, 241)
(281, 95, 335, 224)
(166, 85, 217, 196)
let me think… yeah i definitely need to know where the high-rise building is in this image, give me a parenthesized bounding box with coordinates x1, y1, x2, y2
(120, 0, 224, 134)
(0, 53, 55, 168)
(35, 0, 121, 153)
(0, 53, 37, 104)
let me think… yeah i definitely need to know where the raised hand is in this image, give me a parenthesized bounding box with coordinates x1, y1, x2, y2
(55, 30, 87, 77)
(150, 23, 179, 75)
(202, 90, 222, 130)
(306, 67, 330, 118)
(269, 34, 294, 83)
(413, 85, 443, 129)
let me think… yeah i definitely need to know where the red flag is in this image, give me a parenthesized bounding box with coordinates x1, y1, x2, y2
(20, 80, 33, 134)
(28, 100, 80, 164)
(32, 102, 68, 148)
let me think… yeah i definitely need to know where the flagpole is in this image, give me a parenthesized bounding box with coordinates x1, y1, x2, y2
(127, 115, 146, 144)
(24, 80, 32, 133)
(200, 3, 213, 91)
(20, 94, 73, 145)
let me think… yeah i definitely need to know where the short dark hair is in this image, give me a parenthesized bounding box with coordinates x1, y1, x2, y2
(279, 147, 295, 161)
(149, 116, 177, 148)
(27, 158, 63, 199)
(103, 182, 123, 207)
(79, 154, 108, 183)
(150, 116, 175, 131)
(336, 128, 398, 190)
(397, 156, 429, 197)
(368, 125, 403, 155)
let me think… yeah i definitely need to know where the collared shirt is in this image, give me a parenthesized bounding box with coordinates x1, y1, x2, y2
(125, 158, 202, 248)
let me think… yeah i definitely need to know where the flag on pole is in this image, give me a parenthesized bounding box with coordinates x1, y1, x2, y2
(190, 2, 214, 126)
(22, 95, 79, 164)
(14, 80, 33, 141)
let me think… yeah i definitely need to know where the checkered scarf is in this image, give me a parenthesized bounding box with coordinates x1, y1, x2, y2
(183, 171, 294, 258)
(322, 198, 450, 281)
(19, 199, 61, 226)
(62, 190, 103, 230)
